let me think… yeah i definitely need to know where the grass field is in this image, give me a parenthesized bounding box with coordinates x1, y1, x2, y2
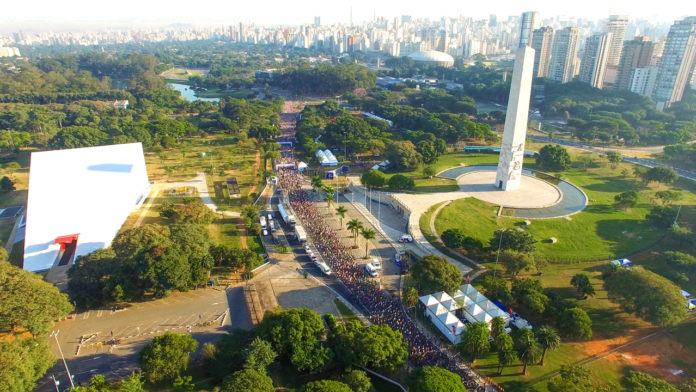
(159, 67, 208, 80)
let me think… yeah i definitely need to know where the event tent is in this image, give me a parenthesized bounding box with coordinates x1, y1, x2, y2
(453, 284, 511, 327)
(419, 294, 466, 343)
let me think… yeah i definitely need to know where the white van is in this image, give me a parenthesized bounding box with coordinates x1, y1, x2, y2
(400, 234, 413, 243)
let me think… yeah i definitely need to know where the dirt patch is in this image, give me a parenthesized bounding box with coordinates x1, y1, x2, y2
(596, 332, 696, 382)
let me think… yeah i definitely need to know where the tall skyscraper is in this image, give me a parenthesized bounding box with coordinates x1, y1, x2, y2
(616, 36, 655, 91)
(652, 17, 696, 110)
(519, 11, 538, 48)
(314, 16, 321, 27)
(531, 27, 553, 78)
(579, 33, 611, 88)
(605, 15, 629, 67)
(549, 27, 580, 83)
(495, 47, 535, 191)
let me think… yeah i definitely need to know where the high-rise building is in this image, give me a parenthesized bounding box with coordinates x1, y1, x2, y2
(549, 27, 580, 83)
(314, 16, 321, 27)
(605, 15, 629, 67)
(629, 66, 658, 96)
(519, 11, 538, 48)
(616, 36, 655, 91)
(531, 27, 553, 78)
(579, 33, 611, 88)
(652, 17, 696, 110)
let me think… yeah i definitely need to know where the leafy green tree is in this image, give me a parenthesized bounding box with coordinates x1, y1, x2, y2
(222, 369, 274, 392)
(324, 189, 335, 210)
(68, 249, 118, 307)
(387, 174, 415, 190)
(535, 325, 561, 365)
(622, 370, 679, 392)
(512, 278, 549, 314)
(347, 219, 364, 248)
(603, 267, 687, 326)
(242, 338, 277, 373)
(547, 365, 595, 392)
(647, 205, 679, 228)
(411, 254, 462, 294)
(0, 260, 73, 335)
(311, 175, 323, 192)
(385, 141, 422, 171)
(173, 375, 195, 392)
(458, 321, 490, 361)
(407, 366, 467, 392)
(496, 333, 518, 375)
(48, 126, 109, 149)
(614, 191, 639, 210)
(605, 151, 622, 166)
(480, 275, 513, 304)
(490, 316, 507, 342)
(335, 206, 348, 229)
(558, 308, 593, 339)
(210, 329, 254, 379)
(361, 228, 376, 258)
(404, 286, 419, 308)
(360, 170, 387, 188)
(655, 190, 682, 205)
(514, 327, 541, 375)
(570, 273, 595, 298)
(301, 380, 352, 392)
(500, 250, 536, 277)
(0, 338, 54, 392)
(423, 165, 436, 178)
(680, 378, 696, 392)
(329, 319, 408, 372)
(170, 200, 216, 224)
(491, 229, 537, 253)
(139, 332, 199, 383)
(642, 166, 678, 184)
(537, 144, 571, 171)
(664, 251, 696, 271)
(342, 370, 373, 392)
(0, 176, 15, 192)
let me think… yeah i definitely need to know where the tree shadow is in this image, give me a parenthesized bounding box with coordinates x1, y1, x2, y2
(582, 176, 640, 193)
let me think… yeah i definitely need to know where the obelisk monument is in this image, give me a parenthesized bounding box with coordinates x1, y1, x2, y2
(495, 46, 535, 191)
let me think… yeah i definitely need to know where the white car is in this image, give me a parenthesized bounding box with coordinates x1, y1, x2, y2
(365, 263, 379, 277)
(371, 258, 382, 270)
(304, 245, 312, 252)
(262, 229, 269, 236)
(400, 234, 413, 243)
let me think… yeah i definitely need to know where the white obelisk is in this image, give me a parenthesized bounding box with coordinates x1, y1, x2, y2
(495, 46, 535, 191)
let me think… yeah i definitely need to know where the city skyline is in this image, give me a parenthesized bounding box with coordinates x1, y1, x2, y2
(1, 0, 692, 29)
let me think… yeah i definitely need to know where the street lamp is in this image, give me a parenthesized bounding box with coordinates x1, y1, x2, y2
(50, 330, 75, 389)
(493, 229, 505, 278)
(51, 374, 60, 392)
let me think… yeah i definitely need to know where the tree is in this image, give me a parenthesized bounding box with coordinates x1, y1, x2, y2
(311, 175, 323, 193)
(496, 333, 518, 375)
(222, 369, 274, 392)
(347, 219, 364, 248)
(388, 174, 415, 190)
(411, 254, 462, 294)
(512, 278, 549, 314)
(173, 375, 196, 392)
(605, 151, 622, 167)
(491, 229, 537, 253)
(614, 191, 639, 210)
(407, 366, 467, 392)
(490, 316, 506, 342)
(384, 141, 422, 171)
(0, 176, 15, 192)
(514, 328, 541, 375)
(404, 286, 419, 308)
(603, 267, 687, 326)
(535, 325, 561, 366)
(499, 250, 536, 276)
(360, 170, 387, 188)
(342, 370, 373, 392)
(655, 190, 681, 205)
(680, 378, 696, 392)
(301, 380, 352, 392)
(570, 273, 595, 298)
(335, 206, 347, 229)
(622, 370, 680, 392)
(458, 321, 490, 361)
(646, 205, 679, 228)
(361, 228, 376, 258)
(537, 144, 571, 171)
(329, 319, 408, 372)
(139, 332, 199, 383)
(242, 338, 277, 373)
(324, 189, 335, 211)
(0, 260, 73, 335)
(558, 308, 593, 339)
(547, 365, 595, 392)
(480, 275, 513, 304)
(48, 126, 108, 149)
(423, 165, 436, 178)
(170, 200, 216, 224)
(0, 338, 54, 392)
(642, 166, 678, 184)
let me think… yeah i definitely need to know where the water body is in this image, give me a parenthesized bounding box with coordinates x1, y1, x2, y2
(169, 83, 220, 103)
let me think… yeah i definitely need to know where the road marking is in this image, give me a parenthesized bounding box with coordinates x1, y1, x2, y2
(96, 310, 103, 317)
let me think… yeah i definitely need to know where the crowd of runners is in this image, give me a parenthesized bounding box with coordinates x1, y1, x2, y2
(277, 169, 492, 392)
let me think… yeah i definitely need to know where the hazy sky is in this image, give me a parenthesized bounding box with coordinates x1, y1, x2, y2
(2, 0, 693, 27)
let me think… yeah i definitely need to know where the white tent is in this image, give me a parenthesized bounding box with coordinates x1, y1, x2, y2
(419, 294, 466, 344)
(23, 143, 150, 272)
(457, 284, 511, 328)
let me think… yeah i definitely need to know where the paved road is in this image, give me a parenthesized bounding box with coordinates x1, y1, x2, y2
(35, 286, 251, 391)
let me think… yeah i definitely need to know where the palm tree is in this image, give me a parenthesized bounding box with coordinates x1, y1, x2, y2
(535, 325, 561, 366)
(498, 347, 518, 375)
(335, 206, 347, 229)
(361, 228, 376, 258)
(311, 175, 323, 193)
(403, 287, 419, 308)
(347, 219, 363, 248)
(324, 190, 334, 212)
(515, 328, 541, 375)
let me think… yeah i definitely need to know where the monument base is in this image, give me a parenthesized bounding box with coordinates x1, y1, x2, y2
(456, 170, 561, 208)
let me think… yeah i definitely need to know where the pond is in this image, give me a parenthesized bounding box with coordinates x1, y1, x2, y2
(169, 83, 220, 103)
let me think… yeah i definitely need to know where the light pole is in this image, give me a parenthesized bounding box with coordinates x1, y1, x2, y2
(493, 229, 505, 278)
(51, 374, 60, 392)
(50, 330, 75, 389)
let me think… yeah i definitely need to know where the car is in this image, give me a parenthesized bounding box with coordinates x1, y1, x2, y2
(262, 229, 269, 236)
(304, 245, 311, 252)
(267, 213, 273, 221)
(371, 258, 382, 270)
(365, 263, 378, 277)
(400, 234, 413, 243)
